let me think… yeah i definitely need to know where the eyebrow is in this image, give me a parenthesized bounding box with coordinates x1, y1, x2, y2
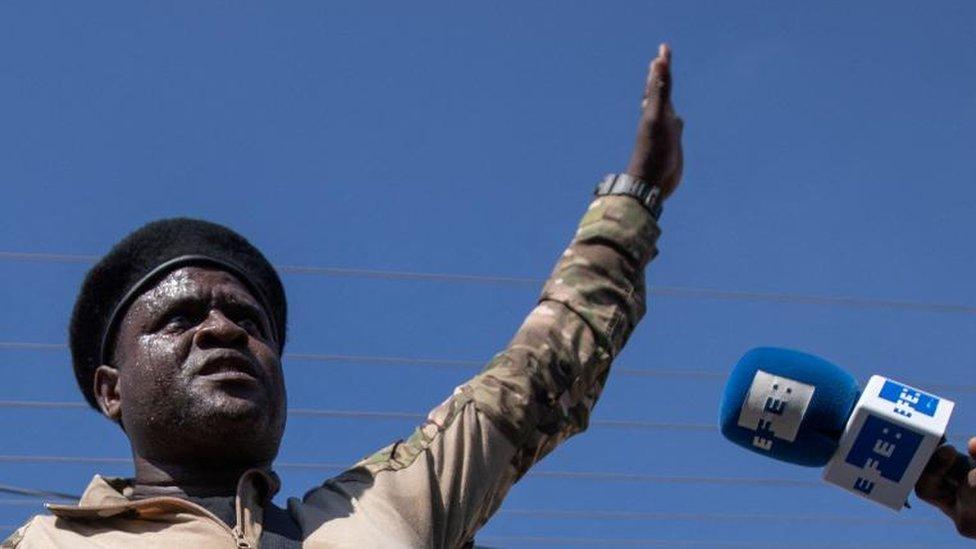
(140, 285, 265, 323)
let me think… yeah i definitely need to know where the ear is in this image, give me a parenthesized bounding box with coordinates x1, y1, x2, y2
(93, 365, 123, 423)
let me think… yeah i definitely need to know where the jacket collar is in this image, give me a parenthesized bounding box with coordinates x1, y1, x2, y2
(47, 468, 280, 521)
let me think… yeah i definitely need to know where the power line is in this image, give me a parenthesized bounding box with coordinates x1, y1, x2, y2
(0, 494, 942, 527)
(648, 286, 976, 315)
(194, 460, 819, 487)
(473, 536, 952, 547)
(1, 399, 968, 447)
(8, 398, 958, 443)
(278, 264, 540, 286)
(288, 352, 726, 380)
(0, 485, 76, 501)
(0, 252, 99, 265)
(0, 455, 822, 487)
(0, 342, 66, 352)
(3, 251, 974, 315)
(6, 341, 976, 392)
(496, 509, 940, 525)
(0, 340, 730, 381)
(0, 399, 717, 433)
(0, 400, 87, 410)
(524, 470, 819, 487)
(0, 500, 44, 506)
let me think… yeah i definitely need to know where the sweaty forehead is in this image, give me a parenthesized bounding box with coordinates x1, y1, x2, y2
(131, 266, 259, 316)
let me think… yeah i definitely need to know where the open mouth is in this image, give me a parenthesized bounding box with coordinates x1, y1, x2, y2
(200, 368, 258, 383)
(196, 353, 261, 383)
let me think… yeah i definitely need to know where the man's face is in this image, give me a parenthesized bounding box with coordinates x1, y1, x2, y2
(108, 266, 286, 464)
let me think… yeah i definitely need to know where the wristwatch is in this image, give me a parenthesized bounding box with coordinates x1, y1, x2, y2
(594, 173, 664, 220)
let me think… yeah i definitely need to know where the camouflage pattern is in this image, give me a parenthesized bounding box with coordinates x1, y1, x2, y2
(343, 194, 660, 545)
(3, 194, 660, 549)
(359, 195, 658, 470)
(361, 195, 657, 476)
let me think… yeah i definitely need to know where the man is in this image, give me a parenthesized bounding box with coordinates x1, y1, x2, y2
(2, 44, 683, 548)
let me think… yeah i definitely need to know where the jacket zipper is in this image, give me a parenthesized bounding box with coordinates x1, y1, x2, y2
(149, 496, 254, 548)
(145, 496, 255, 548)
(233, 526, 253, 549)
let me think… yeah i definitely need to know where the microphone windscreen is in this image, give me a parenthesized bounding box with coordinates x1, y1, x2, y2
(719, 347, 861, 467)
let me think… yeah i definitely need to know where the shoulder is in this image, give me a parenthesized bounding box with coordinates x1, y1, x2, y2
(2, 516, 40, 548)
(1, 514, 105, 548)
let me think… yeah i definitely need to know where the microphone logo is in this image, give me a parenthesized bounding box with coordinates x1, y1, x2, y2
(736, 370, 815, 452)
(877, 380, 939, 418)
(843, 414, 924, 494)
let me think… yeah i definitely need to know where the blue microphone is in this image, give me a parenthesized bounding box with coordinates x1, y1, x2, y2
(719, 347, 860, 467)
(719, 347, 957, 510)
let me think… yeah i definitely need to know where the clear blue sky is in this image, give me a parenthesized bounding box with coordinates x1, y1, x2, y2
(1, 1, 975, 546)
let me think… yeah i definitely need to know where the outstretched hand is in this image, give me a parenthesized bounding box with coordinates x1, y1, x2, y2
(626, 43, 684, 200)
(916, 437, 976, 538)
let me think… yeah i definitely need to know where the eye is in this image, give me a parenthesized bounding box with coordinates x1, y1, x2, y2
(162, 315, 193, 333)
(237, 317, 258, 332)
(235, 314, 266, 338)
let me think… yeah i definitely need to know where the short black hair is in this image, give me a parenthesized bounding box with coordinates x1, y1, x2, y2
(69, 218, 287, 410)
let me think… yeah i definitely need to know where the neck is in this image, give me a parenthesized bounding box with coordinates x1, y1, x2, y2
(130, 452, 270, 499)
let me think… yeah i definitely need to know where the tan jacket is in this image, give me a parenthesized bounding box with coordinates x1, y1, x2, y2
(3, 195, 660, 548)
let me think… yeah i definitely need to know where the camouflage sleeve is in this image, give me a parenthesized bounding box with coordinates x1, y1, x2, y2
(469, 193, 659, 474)
(306, 194, 660, 548)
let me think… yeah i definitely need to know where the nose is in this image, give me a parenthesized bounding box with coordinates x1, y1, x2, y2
(194, 309, 249, 349)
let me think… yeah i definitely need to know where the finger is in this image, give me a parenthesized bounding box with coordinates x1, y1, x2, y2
(641, 43, 672, 114)
(656, 42, 672, 66)
(917, 445, 960, 507)
(963, 438, 976, 488)
(926, 445, 959, 474)
(648, 44, 671, 101)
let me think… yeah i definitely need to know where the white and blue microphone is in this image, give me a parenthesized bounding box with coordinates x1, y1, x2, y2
(719, 347, 956, 511)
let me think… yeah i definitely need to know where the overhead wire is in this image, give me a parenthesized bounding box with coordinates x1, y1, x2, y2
(0, 454, 822, 487)
(0, 491, 944, 526)
(494, 509, 941, 525)
(4, 341, 976, 392)
(473, 536, 955, 547)
(0, 485, 76, 501)
(0, 399, 718, 433)
(3, 250, 975, 315)
(0, 500, 44, 507)
(0, 341, 728, 380)
(1, 399, 970, 445)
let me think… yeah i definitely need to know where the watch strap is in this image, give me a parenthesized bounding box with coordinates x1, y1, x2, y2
(594, 173, 663, 220)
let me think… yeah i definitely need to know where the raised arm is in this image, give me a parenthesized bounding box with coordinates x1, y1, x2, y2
(299, 45, 684, 549)
(478, 43, 683, 469)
